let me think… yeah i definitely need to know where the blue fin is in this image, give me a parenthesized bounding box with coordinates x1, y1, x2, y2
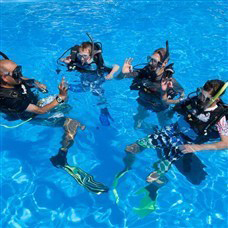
(99, 108, 114, 126)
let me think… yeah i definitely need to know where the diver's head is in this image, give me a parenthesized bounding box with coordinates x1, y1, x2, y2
(198, 79, 227, 110)
(0, 60, 23, 86)
(147, 41, 170, 74)
(77, 42, 93, 65)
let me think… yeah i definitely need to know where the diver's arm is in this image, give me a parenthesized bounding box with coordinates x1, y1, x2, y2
(60, 56, 72, 64)
(162, 97, 183, 104)
(22, 77, 44, 86)
(115, 71, 139, 80)
(161, 79, 182, 104)
(22, 77, 47, 92)
(105, 64, 120, 80)
(161, 92, 182, 104)
(180, 133, 228, 153)
(26, 78, 67, 114)
(180, 135, 228, 153)
(181, 116, 228, 153)
(167, 78, 185, 102)
(26, 100, 61, 114)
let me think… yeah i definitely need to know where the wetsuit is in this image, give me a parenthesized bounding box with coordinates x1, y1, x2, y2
(129, 65, 184, 112)
(0, 81, 68, 126)
(0, 82, 38, 121)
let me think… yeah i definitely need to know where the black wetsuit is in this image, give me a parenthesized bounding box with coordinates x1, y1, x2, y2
(136, 77, 183, 112)
(0, 82, 38, 121)
(125, 65, 184, 112)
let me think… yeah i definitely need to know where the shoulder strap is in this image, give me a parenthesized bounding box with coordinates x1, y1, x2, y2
(70, 45, 80, 61)
(94, 42, 102, 51)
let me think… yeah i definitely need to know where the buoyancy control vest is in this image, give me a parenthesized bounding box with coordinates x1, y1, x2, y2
(0, 82, 38, 120)
(174, 96, 228, 141)
(130, 63, 178, 98)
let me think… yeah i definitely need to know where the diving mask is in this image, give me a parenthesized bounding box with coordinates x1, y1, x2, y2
(147, 56, 162, 68)
(5, 65, 23, 81)
(77, 53, 91, 64)
(198, 81, 228, 108)
(12, 65, 23, 80)
(188, 84, 227, 111)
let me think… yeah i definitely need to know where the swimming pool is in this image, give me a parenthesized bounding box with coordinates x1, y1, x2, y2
(1, 1, 227, 227)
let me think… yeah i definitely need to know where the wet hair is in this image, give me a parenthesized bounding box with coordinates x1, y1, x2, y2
(153, 48, 169, 62)
(80, 42, 92, 54)
(203, 79, 226, 97)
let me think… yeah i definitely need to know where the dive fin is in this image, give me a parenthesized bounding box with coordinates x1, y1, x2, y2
(133, 176, 168, 218)
(112, 169, 129, 204)
(99, 107, 114, 126)
(62, 165, 109, 195)
(56, 68, 61, 74)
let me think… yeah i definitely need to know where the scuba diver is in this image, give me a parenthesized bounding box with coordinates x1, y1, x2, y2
(123, 79, 228, 183)
(57, 33, 119, 97)
(116, 41, 184, 128)
(0, 58, 109, 194)
(57, 33, 119, 126)
(112, 79, 227, 216)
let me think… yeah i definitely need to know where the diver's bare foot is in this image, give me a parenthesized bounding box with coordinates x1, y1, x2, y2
(134, 120, 142, 129)
(146, 171, 163, 184)
(125, 143, 141, 154)
(74, 120, 86, 131)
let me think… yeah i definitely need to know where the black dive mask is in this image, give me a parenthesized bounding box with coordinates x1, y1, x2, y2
(12, 65, 23, 80)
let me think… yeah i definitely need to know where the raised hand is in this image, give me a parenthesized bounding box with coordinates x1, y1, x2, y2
(161, 78, 173, 91)
(122, 58, 133, 73)
(58, 77, 68, 100)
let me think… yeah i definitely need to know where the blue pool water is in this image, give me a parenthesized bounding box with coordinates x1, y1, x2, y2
(1, 1, 227, 227)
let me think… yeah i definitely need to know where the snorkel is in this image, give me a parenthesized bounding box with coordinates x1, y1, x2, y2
(86, 32, 94, 59)
(85, 32, 102, 60)
(155, 40, 170, 74)
(162, 41, 170, 65)
(204, 81, 228, 109)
